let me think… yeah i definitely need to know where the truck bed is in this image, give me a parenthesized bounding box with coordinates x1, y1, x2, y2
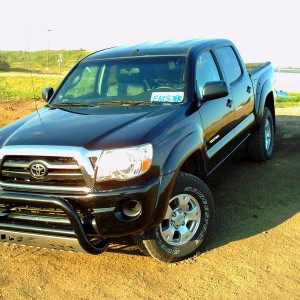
(245, 62, 272, 75)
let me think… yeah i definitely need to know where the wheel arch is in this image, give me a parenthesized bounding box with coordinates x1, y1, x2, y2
(161, 130, 206, 178)
(264, 91, 276, 132)
(179, 149, 207, 180)
(255, 79, 276, 130)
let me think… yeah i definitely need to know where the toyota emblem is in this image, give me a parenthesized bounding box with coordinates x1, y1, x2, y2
(29, 162, 48, 179)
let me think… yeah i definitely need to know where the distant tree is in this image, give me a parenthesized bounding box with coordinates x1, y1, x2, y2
(0, 55, 10, 71)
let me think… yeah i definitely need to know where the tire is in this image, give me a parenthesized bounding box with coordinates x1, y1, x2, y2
(247, 107, 275, 162)
(132, 235, 150, 256)
(135, 172, 214, 263)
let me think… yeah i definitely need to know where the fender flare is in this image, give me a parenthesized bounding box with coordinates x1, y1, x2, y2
(255, 79, 274, 126)
(162, 130, 205, 176)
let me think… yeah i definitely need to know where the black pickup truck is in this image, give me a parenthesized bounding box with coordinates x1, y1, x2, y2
(0, 39, 275, 262)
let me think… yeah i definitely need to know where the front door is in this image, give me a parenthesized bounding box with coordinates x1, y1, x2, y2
(195, 50, 235, 173)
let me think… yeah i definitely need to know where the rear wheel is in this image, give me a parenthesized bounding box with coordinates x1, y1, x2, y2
(247, 107, 275, 161)
(134, 172, 214, 263)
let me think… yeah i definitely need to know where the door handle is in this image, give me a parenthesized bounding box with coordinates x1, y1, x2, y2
(226, 99, 233, 108)
(247, 86, 252, 93)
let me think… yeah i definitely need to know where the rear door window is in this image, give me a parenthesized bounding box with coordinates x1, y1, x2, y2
(216, 47, 242, 84)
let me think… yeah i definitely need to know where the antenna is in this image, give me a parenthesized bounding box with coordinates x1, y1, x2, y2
(25, 29, 46, 131)
(24, 30, 37, 111)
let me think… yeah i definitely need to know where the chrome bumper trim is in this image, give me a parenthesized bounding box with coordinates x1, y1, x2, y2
(0, 182, 91, 194)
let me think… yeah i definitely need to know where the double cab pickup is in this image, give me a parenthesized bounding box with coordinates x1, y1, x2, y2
(0, 39, 276, 262)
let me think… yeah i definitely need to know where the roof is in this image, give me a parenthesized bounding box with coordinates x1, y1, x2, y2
(85, 38, 231, 60)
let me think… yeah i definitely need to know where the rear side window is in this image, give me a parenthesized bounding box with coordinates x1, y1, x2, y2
(216, 47, 242, 84)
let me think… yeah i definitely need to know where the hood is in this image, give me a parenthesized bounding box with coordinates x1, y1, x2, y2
(0, 105, 181, 150)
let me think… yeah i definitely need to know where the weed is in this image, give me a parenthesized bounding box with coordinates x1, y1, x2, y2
(276, 92, 300, 108)
(0, 74, 62, 99)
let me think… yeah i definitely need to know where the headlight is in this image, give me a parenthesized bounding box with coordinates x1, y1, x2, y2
(96, 144, 153, 182)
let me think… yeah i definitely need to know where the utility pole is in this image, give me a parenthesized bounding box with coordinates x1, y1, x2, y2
(47, 29, 52, 73)
(58, 53, 63, 74)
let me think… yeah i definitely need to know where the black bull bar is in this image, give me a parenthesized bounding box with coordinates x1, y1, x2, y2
(0, 191, 109, 254)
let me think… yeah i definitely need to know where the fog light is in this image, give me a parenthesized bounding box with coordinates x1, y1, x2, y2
(122, 200, 142, 218)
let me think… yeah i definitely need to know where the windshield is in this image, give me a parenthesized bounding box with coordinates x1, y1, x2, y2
(51, 56, 186, 106)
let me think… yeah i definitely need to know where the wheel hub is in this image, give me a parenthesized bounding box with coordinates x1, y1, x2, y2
(172, 210, 185, 227)
(265, 119, 272, 150)
(159, 193, 201, 246)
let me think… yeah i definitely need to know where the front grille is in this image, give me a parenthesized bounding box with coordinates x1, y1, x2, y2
(1, 156, 86, 189)
(0, 146, 101, 194)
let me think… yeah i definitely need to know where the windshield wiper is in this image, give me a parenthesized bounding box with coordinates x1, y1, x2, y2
(49, 102, 94, 107)
(50, 101, 153, 107)
(97, 100, 152, 106)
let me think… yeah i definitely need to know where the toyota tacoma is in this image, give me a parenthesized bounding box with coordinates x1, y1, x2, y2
(0, 39, 276, 262)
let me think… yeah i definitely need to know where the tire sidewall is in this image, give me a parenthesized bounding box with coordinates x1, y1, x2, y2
(151, 174, 214, 260)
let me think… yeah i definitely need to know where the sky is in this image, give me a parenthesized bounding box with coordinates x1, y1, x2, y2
(0, 0, 299, 67)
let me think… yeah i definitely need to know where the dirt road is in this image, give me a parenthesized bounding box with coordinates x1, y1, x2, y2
(0, 100, 299, 299)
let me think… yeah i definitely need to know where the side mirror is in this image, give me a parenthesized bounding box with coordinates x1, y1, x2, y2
(202, 81, 229, 101)
(42, 87, 54, 102)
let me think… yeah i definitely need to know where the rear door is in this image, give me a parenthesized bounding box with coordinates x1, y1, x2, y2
(214, 46, 255, 140)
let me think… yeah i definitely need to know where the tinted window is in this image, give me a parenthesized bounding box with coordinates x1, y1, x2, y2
(65, 66, 99, 98)
(195, 52, 220, 97)
(216, 47, 242, 84)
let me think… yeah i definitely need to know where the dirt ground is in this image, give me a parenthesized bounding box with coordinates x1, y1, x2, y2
(0, 99, 299, 300)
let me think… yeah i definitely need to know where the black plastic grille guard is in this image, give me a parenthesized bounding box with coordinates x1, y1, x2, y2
(0, 191, 109, 254)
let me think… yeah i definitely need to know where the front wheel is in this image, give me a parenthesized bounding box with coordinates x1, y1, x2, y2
(135, 172, 214, 263)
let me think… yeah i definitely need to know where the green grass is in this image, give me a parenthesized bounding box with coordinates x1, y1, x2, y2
(0, 49, 92, 74)
(0, 74, 63, 99)
(276, 92, 300, 108)
(0, 49, 94, 99)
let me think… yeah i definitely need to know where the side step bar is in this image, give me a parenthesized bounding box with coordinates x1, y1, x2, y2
(0, 191, 109, 254)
